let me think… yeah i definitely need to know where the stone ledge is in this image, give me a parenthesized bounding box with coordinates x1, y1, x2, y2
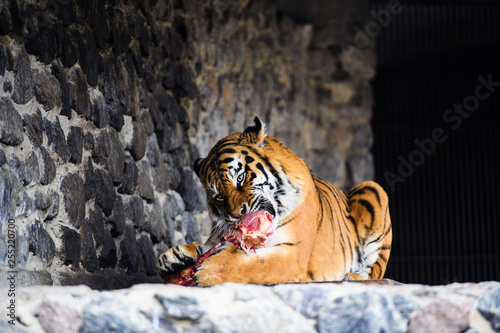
(1, 281, 499, 332)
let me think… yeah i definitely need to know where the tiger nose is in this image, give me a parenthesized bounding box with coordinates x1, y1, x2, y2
(232, 203, 248, 218)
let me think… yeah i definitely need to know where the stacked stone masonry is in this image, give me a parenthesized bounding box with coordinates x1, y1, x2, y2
(2, 281, 500, 332)
(1, 0, 375, 288)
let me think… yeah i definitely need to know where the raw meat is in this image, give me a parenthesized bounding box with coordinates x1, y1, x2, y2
(166, 210, 274, 286)
(225, 210, 274, 253)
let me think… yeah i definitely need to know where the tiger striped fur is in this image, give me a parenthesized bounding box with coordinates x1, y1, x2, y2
(158, 117, 392, 286)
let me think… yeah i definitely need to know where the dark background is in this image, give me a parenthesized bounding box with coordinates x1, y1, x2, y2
(371, 0, 500, 284)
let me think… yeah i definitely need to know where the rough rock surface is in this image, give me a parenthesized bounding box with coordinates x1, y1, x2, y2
(0, 0, 375, 289)
(1, 281, 499, 333)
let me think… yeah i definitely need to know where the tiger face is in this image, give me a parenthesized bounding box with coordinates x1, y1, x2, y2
(194, 118, 302, 239)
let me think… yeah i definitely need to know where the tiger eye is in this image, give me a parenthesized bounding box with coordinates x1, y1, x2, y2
(237, 173, 245, 183)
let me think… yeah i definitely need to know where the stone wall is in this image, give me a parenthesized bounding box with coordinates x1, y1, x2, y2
(2, 281, 500, 332)
(0, 0, 375, 289)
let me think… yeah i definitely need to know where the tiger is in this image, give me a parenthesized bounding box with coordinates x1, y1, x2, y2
(158, 117, 392, 286)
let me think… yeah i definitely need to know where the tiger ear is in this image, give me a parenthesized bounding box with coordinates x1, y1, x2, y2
(244, 117, 266, 145)
(194, 158, 205, 177)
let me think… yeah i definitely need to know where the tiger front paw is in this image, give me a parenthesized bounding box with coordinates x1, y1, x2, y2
(344, 273, 366, 281)
(158, 242, 202, 278)
(195, 243, 239, 286)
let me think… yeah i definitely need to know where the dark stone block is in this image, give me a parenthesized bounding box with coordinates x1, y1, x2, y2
(143, 69, 156, 92)
(44, 116, 71, 162)
(118, 158, 138, 195)
(161, 64, 176, 90)
(164, 153, 181, 190)
(195, 59, 202, 75)
(32, 68, 61, 111)
(61, 226, 80, 268)
(12, 46, 33, 104)
(51, 61, 72, 117)
(145, 136, 158, 166)
(155, 88, 189, 128)
(3, 81, 12, 93)
(132, 13, 150, 57)
(9, 151, 39, 186)
(173, 16, 188, 42)
(84, 158, 97, 201)
(147, 140, 169, 193)
(177, 168, 200, 212)
(108, 101, 125, 131)
(136, 160, 155, 202)
(8, 0, 22, 37)
(78, 0, 110, 50)
(138, 235, 157, 276)
(129, 46, 144, 78)
(0, 149, 5, 166)
(81, 218, 99, 273)
(68, 67, 92, 119)
(106, 129, 126, 179)
(96, 55, 128, 126)
(184, 212, 200, 244)
(159, 121, 184, 153)
(84, 132, 94, 151)
(54, 0, 76, 26)
(8, 155, 26, 185)
(0, 5, 11, 35)
(148, 93, 186, 152)
(94, 168, 116, 217)
(24, 151, 39, 185)
(98, 232, 117, 269)
(125, 195, 144, 228)
(78, 29, 99, 87)
(131, 121, 147, 160)
(56, 26, 78, 68)
(106, 196, 125, 237)
(144, 201, 166, 243)
(0, 45, 13, 76)
(67, 126, 84, 165)
(24, 10, 57, 64)
(60, 173, 85, 227)
(40, 147, 56, 185)
(93, 128, 124, 185)
(23, 108, 44, 147)
(139, 110, 155, 136)
(109, 8, 131, 55)
(164, 26, 184, 61)
(88, 207, 106, 248)
(34, 190, 51, 211)
(166, 191, 186, 219)
(0, 168, 24, 222)
(0, 97, 23, 146)
(47, 189, 59, 219)
(91, 90, 110, 128)
(119, 225, 140, 272)
(28, 220, 56, 262)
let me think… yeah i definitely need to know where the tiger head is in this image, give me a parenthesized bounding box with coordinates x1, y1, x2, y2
(194, 117, 309, 239)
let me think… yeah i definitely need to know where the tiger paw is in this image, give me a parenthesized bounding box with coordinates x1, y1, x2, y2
(344, 273, 366, 281)
(195, 243, 239, 286)
(158, 242, 202, 278)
